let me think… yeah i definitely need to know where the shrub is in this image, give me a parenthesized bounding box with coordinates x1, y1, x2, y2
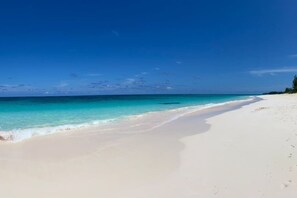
(293, 75, 297, 93)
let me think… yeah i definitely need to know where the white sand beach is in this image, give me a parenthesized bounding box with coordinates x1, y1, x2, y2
(0, 94, 297, 198)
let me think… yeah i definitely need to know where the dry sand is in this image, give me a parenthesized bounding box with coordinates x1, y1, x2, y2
(0, 95, 297, 197)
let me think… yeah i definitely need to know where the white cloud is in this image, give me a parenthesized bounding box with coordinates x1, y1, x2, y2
(86, 73, 102, 77)
(0, 84, 29, 89)
(0, 84, 34, 93)
(176, 61, 182, 65)
(249, 67, 297, 76)
(134, 72, 148, 77)
(123, 78, 136, 85)
(288, 54, 297, 58)
(57, 82, 69, 88)
(112, 30, 120, 37)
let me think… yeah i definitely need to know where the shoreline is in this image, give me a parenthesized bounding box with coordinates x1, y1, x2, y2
(0, 96, 256, 142)
(1, 95, 297, 197)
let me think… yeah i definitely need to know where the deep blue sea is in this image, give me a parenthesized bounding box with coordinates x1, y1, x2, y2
(0, 94, 252, 140)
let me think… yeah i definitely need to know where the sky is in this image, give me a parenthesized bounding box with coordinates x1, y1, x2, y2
(0, 0, 297, 96)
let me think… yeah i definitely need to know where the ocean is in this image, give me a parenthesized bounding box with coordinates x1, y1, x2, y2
(0, 94, 252, 140)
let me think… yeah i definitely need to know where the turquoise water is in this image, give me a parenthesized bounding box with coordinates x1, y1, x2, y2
(0, 94, 251, 138)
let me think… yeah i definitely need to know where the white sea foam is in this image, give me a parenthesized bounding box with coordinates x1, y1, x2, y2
(0, 96, 256, 142)
(1, 119, 117, 142)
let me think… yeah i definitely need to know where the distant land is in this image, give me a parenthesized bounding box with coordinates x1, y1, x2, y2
(264, 75, 297, 95)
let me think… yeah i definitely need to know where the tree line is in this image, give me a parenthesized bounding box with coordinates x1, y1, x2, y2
(265, 75, 297, 94)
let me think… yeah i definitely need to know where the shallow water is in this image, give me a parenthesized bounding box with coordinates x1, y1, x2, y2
(0, 94, 252, 140)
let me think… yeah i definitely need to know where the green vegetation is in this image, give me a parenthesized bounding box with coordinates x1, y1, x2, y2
(265, 75, 297, 95)
(284, 75, 297, 94)
(293, 75, 297, 92)
(284, 87, 293, 94)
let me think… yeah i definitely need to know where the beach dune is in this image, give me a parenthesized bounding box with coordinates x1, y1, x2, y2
(0, 95, 297, 197)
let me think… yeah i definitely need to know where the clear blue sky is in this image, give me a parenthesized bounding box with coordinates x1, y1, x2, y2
(1, 0, 297, 96)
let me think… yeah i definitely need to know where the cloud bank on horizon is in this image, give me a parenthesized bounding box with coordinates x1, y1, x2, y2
(249, 67, 297, 76)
